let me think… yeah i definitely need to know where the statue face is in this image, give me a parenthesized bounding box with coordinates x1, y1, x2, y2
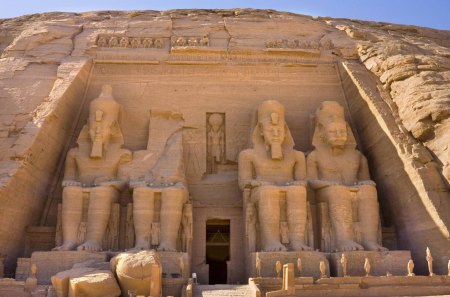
(89, 118, 112, 146)
(260, 121, 286, 147)
(324, 121, 347, 148)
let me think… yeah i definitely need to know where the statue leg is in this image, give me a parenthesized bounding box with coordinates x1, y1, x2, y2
(158, 188, 188, 251)
(357, 185, 387, 251)
(254, 186, 286, 252)
(53, 186, 83, 251)
(78, 186, 118, 251)
(132, 187, 155, 250)
(321, 185, 363, 251)
(286, 186, 312, 251)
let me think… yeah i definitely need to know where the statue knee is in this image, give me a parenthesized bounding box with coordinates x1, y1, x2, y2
(286, 186, 306, 198)
(256, 185, 280, 197)
(133, 187, 156, 198)
(358, 184, 377, 199)
(162, 188, 188, 204)
(90, 186, 118, 203)
(62, 186, 82, 199)
(318, 185, 350, 203)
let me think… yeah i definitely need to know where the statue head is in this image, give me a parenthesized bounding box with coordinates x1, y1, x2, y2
(208, 113, 223, 132)
(78, 85, 124, 158)
(312, 101, 356, 150)
(252, 100, 294, 160)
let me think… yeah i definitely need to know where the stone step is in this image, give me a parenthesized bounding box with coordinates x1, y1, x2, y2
(193, 285, 253, 297)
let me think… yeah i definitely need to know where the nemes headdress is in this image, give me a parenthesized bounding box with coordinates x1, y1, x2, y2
(78, 85, 124, 146)
(312, 101, 356, 149)
(252, 100, 294, 148)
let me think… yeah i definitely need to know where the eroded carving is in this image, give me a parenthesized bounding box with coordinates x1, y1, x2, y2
(239, 100, 311, 252)
(97, 35, 164, 48)
(307, 101, 386, 252)
(53, 85, 131, 252)
(127, 111, 189, 252)
(207, 113, 226, 174)
(171, 35, 209, 48)
(265, 39, 331, 50)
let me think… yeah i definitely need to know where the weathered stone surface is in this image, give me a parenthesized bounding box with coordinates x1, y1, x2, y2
(248, 252, 329, 279)
(30, 251, 107, 284)
(52, 267, 120, 297)
(68, 270, 120, 297)
(111, 250, 162, 297)
(329, 251, 411, 277)
(0, 9, 449, 281)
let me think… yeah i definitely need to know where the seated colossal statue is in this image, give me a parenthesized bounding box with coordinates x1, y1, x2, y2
(239, 100, 312, 252)
(53, 85, 132, 251)
(127, 110, 190, 252)
(306, 101, 387, 252)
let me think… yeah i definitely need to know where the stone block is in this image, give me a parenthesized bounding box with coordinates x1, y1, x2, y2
(30, 251, 108, 284)
(15, 258, 31, 281)
(329, 251, 411, 277)
(51, 267, 96, 297)
(68, 270, 121, 297)
(249, 252, 329, 279)
(111, 250, 162, 297)
(159, 251, 190, 277)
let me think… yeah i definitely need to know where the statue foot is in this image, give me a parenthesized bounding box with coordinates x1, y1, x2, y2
(263, 241, 287, 252)
(77, 240, 102, 252)
(157, 243, 177, 252)
(337, 240, 364, 252)
(131, 240, 150, 251)
(52, 241, 78, 251)
(363, 241, 388, 251)
(291, 241, 313, 251)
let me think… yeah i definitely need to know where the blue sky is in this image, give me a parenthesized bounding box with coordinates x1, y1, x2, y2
(1, 0, 449, 30)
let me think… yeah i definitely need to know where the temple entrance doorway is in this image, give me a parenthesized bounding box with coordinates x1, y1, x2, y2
(206, 219, 230, 284)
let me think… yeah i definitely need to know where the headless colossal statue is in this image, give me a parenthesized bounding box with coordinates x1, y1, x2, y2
(129, 111, 188, 252)
(54, 85, 131, 251)
(307, 101, 387, 252)
(239, 100, 311, 252)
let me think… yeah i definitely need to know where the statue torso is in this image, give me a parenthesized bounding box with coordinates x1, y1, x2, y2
(315, 149, 361, 185)
(73, 145, 126, 185)
(252, 149, 299, 184)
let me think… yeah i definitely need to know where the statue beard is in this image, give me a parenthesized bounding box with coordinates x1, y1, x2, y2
(269, 142, 283, 160)
(90, 136, 103, 158)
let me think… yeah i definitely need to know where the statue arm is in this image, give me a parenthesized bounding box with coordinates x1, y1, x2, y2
(62, 149, 81, 187)
(99, 150, 132, 191)
(357, 153, 376, 186)
(238, 150, 255, 190)
(293, 151, 307, 186)
(306, 151, 337, 190)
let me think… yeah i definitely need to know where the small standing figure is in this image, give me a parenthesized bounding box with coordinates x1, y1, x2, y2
(207, 113, 225, 173)
(340, 253, 348, 277)
(97, 36, 107, 47)
(255, 252, 262, 277)
(25, 263, 38, 289)
(407, 259, 415, 276)
(319, 261, 327, 278)
(296, 257, 302, 277)
(447, 259, 450, 276)
(179, 255, 185, 278)
(426, 247, 434, 276)
(246, 203, 257, 253)
(364, 258, 371, 277)
(199, 36, 209, 46)
(276, 261, 282, 278)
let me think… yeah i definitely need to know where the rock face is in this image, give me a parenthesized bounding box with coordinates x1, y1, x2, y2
(0, 9, 449, 277)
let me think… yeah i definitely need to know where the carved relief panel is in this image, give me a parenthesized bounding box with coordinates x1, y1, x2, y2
(206, 112, 226, 174)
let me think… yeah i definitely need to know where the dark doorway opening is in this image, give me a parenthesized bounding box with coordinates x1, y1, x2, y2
(206, 219, 230, 284)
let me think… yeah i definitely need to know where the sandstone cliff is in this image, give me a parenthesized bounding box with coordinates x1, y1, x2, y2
(0, 9, 449, 274)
